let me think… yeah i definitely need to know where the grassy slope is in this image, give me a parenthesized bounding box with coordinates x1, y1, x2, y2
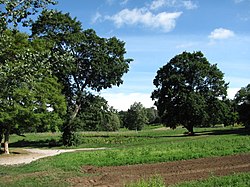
(0, 126, 249, 186)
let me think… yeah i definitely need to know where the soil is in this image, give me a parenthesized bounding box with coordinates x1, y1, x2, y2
(1, 149, 249, 186)
(69, 153, 250, 187)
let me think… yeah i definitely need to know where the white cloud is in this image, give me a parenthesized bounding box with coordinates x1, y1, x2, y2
(183, 0, 198, 9)
(150, 0, 166, 10)
(227, 88, 239, 99)
(106, 8, 182, 32)
(91, 12, 102, 24)
(102, 92, 154, 111)
(209, 28, 235, 40)
(150, 0, 198, 10)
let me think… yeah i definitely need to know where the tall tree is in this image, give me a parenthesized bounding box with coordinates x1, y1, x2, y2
(151, 51, 228, 134)
(0, 30, 66, 154)
(234, 84, 250, 128)
(31, 10, 132, 145)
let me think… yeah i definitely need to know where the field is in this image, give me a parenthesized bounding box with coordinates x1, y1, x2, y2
(0, 125, 249, 186)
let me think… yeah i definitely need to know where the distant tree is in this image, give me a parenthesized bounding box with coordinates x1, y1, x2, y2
(234, 84, 250, 128)
(151, 51, 228, 135)
(31, 10, 132, 145)
(118, 110, 128, 128)
(145, 107, 159, 124)
(0, 30, 66, 154)
(74, 94, 120, 132)
(125, 102, 148, 131)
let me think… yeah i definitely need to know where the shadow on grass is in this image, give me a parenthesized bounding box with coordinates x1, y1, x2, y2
(8, 127, 249, 148)
(9, 139, 63, 148)
(195, 127, 250, 136)
(81, 127, 250, 139)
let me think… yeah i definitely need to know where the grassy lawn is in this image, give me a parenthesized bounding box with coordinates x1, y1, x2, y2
(0, 125, 249, 186)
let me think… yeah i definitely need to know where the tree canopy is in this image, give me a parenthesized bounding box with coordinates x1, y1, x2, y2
(0, 30, 66, 153)
(151, 51, 229, 134)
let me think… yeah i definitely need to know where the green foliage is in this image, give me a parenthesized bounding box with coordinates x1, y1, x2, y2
(235, 84, 250, 128)
(126, 175, 165, 187)
(124, 102, 148, 131)
(145, 107, 159, 124)
(152, 51, 229, 134)
(0, 0, 57, 31)
(174, 172, 250, 187)
(75, 94, 120, 132)
(0, 30, 66, 142)
(31, 10, 131, 145)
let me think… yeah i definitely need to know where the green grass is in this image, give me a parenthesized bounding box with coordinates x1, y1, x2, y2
(125, 172, 250, 187)
(174, 172, 250, 187)
(126, 175, 165, 187)
(0, 126, 249, 186)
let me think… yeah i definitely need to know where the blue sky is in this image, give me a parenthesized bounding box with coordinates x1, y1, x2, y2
(50, 0, 250, 110)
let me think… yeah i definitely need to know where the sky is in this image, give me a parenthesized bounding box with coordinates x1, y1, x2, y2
(48, 0, 250, 111)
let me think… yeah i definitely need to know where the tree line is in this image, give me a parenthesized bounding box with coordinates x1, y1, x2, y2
(0, 0, 249, 154)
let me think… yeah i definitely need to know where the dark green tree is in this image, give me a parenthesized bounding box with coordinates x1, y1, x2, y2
(0, 30, 66, 154)
(151, 51, 228, 134)
(31, 10, 132, 145)
(145, 107, 159, 124)
(235, 84, 250, 128)
(124, 102, 148, 131)
(75, 94, 120, 132)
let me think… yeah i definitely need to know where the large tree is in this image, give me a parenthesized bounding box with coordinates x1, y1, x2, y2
(31, 10, 132, 145)
(0, 30, 66, 154)
(234, 84, 250, 128)
(151, 51, 229, 134)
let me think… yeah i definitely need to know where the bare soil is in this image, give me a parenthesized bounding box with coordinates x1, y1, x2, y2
(69, 153, 250, 187)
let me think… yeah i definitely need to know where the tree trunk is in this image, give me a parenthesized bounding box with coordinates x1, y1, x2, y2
(0, 133, 2, 153)
(4, 128, 10, 154)
(62, 103, 81, 146)
(70, 103, 81, 123)
(186, 125, 194, 136)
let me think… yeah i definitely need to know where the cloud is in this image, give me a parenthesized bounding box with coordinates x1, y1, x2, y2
(209, 28, 235, 40)
(91, 12, 102, 24)
(150, 0, 166, 10)
(106, 8, 182, 32)
(149, 0, 198, 10)
(227, 88, 239, 99)
(102, 92, 154, 111)
(182, 0, 198, 9)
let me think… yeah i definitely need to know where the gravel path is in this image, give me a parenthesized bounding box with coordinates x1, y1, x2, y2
(0, 148, 107, 165)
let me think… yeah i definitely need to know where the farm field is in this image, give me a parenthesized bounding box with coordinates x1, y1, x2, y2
(0, 125, 249, 186)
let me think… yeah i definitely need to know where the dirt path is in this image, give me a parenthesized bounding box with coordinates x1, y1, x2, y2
(69, 153, 250, 186)
(0, 148, 107, 165)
